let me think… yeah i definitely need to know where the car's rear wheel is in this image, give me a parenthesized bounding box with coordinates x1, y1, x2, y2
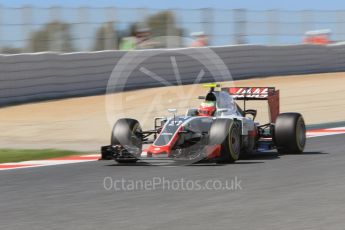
(209, 119, 241, 163)
(111, 118, 142, 163)
(274, 113, 306, 154)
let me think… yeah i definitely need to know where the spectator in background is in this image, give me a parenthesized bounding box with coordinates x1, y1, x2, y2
(303, 29, 331, 45)
(119, 36, 136, 50)
(135, 27, 156, 49)
(190, 32, 208, 47)
(119, 27, 158, 50)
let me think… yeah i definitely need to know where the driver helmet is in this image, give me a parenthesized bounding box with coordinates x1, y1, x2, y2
(198, 101, 216, 116)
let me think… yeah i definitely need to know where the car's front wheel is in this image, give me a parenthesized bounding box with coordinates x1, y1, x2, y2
(111, 118, 143, 163)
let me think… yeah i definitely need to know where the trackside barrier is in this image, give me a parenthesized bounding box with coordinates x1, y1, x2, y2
(0, 44, 344, 106)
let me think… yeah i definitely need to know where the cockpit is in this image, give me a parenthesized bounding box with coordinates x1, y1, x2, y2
(200, 91, 238, 116)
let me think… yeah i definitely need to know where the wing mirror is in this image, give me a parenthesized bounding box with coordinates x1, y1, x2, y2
(168, 108, 177, 114)
(168, 108, 177, 124)
(154, 117, 167, 129)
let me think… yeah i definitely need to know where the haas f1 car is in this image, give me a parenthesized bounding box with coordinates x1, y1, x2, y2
(101, 84, 306, 164)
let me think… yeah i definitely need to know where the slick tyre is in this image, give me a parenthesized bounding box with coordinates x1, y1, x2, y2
(274, 113, 306, 154)
(209, 119, 241, 163)
(111, 118, 142, 163)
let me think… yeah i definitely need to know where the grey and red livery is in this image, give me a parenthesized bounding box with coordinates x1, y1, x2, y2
(101, 84, 306, 164)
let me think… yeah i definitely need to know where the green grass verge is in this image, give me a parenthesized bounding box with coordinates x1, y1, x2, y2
(0, 149, 82, 164)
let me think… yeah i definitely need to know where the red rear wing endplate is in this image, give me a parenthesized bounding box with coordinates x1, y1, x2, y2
(221, 87, 280, 123)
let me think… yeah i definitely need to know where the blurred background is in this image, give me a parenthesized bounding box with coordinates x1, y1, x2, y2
(0, 6, 344, 53)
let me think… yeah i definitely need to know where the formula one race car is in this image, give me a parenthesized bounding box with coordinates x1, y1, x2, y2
(101, 84, 306, 164)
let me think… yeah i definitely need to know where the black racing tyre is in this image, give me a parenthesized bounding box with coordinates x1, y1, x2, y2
(274, 113, 306, 154)
(111, 118, 142, 163)
(209, 119, 241, 163)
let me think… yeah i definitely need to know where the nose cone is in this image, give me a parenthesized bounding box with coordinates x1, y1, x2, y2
(147, 144, 171, 155)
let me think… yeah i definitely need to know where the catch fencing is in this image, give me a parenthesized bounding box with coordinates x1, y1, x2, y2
(1, 7, 345, 52)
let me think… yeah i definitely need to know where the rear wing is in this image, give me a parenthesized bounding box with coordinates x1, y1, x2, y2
(224, 87, 276, 100)
(221, 87, 280, 122)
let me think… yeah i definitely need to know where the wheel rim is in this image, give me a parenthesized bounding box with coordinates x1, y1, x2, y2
(229, 125, 240, 159)
(129, 125, 142, 156)
(296, 117, 306, 150)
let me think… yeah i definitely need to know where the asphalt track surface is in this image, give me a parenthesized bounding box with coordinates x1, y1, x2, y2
(1, 134, 345, 230)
